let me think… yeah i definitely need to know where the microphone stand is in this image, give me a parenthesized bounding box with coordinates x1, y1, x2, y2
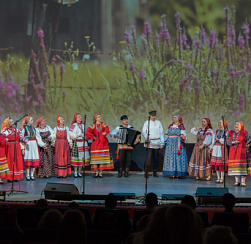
(82, 114, 86, 195)
(144, 116, 151, 196)
(0, 114, 28, 196)
(222, 116, 227, 188)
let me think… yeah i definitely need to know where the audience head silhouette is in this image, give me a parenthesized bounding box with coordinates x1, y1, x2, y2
(145, 192, 158, 210)
(222, 193, 235, 212)
(105, 193, 117, 209)
(181, 195, 196, 210)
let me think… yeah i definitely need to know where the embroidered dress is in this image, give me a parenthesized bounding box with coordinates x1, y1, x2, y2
(3, 128, 25, 180)
(85, 123, 114, 171)
(69, 123, 90, 166)
(210, 130, 228, 171)
(163, 124, 188, 177)
(36, 125, 55, 177)
(188, 127, 213, 178)
(0, 134, 9, 178)
(54, 126, 72, 177)
(21, 125, 40, 168)
(228, 130, 251, 176)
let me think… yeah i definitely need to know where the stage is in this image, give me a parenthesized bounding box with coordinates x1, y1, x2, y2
(1, 172, 251, 203)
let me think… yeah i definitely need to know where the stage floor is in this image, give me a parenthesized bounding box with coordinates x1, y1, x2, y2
(1, 172, 251, 203)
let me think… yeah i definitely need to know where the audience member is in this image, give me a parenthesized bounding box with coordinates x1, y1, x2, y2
(38, 209, 62, 229)
(56, 210, 87, 244)
(98, 212, 117, 230)
(222, 193, 235, 212)
(204, 225, 238, 244)
(145, 193, 158, 210)
(105, 193, 117, 209)
(34, 198, 49, 208)
(132, 204, 204, 244)
(68, 201, 80, 208)
(137, 215, 150, 232)
(181, 195, 196, 210)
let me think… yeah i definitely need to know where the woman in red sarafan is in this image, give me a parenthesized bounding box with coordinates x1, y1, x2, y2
(85, 114, 114, 178)
(53, 116, 72, 178)
(227, 121, 251, 187)
(2, 117, 27, 181)
(0, 133, 9, 183)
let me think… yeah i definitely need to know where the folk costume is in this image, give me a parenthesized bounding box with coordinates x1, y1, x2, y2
(142, 111, 165, 178)
(85, 114, 114, 178)
(2, 118, 25, 181)
(227, 121, 251, 187)
(110, 115, 141, 178)
(53, 116, 72, 178)
(20, 116, 41, 180)
(36, 117, 56, 178)
(210, 121, 228, 183)
(69, 113, 90, 178)
(0, 129, 9, 183)
(188, 118, 213, 180)
(163, 115, 188, 178)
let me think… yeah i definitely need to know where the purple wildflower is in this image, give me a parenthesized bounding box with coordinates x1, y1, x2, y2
(44, 72, 48, 77)
(29, 73, 35, 79)
(139, 69, 145, 83)
(129, 61, 135, 73)
(192, 35, 200, 49)
(210, 68, 216, 78)
(246, 64, 251, 82)
(52, 57, 57, 65)
(5, 91, 14, 99)
(124, 31, 130, 44)
(161, 14, 166, 19)
(238, 35, 245, 49)
(36, 83, 45, 90)
(144, 22, 152, 34)
(174, 12, 181, 20)
(60, 63, 65, 74)
(33, 101, 40, 106)
(209, 30, 218, 47)
(185, 63, 195, 72)
(182, 33, 187, 48)
(155, 91, 159, 98)
(229, 65, 235, 79)
(25, 96, 32, 102)
(242, 23, 250, 35)
(37, 95, 43, 101)
(241, 56, 246, 65)
(155, 36, 160, 47)
(201, 28, 206, 46)
(163, 29, 170, 43)
(31, 51, 36, 58)
(37, 29, 44, 38)
(234, 110, 240, 117)
(235, 70, 245, 76)
(203, 59, 208, 64)
(180, 76, 190, 88)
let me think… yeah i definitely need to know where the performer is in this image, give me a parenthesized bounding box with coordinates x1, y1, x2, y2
(54, 116, 72, 178)
(210, 120, 228, 183)
(110, 115, 141, 178)
(188, 118, 213, 180)
(85, 114, 114, 178)
(162, 114, 188, 179)
(36, 117, 56, 178)
(2, 117, 27, 181)
(20, 116, 41, 180)
(227, 121, 251, 187)
(142, 111, 165, 178)
(69, 113, 90, 178)
(0, 132, 9, 184)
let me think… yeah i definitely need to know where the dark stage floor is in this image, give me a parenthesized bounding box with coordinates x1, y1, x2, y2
(1, 172, 251, 203)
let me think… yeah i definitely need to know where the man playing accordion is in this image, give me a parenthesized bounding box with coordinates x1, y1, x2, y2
(110, 115, 141, 178)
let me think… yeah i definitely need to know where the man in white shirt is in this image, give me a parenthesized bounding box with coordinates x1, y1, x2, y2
(142, 111, 165, 177)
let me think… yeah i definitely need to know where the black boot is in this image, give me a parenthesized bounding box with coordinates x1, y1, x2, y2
(153, 169, 158, 178)
(117, 168, 123, 178)
(124, 168, 129, 178)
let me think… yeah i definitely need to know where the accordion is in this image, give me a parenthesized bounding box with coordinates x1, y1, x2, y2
(118, 126, 141, 147)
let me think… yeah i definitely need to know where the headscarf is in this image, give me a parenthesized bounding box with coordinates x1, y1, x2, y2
(203, 118, 213, 135)
(168, 114, 185, 129)
(72, 113, 81, 124)
(1, 118, 12, 132)
(237, 121, 245, 131)
(56, 116, 63, 126)
(36, 117, 45, 128)
(93, 114, 100, 124)
(20, 116, 32, 129)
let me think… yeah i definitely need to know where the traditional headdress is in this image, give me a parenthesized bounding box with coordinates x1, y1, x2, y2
(20, 116, 32, 129)
(93, 113, 100, 123)
(1, 118, 11, 132)
(36, 117, 45, 128)
(71, 113, 81, 124)
(237, 121, 245, 131)
(203, 118, 213, 135)
(56, 116, 63, 126)
(168, 114, 185, 129)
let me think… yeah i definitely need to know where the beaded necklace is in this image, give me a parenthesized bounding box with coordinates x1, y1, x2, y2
(216, 129, 224, 139)
(233, 131, 240, 141)
(26, 125, 34, 137)
(96, 123, 102, 133)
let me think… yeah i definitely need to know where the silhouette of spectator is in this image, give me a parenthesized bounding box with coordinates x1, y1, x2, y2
(204, 225, 238, 244)
(105, 193, 117, 209)
(35, 198, 49, 208)
(56, 210, 87, 244)
(137, 215, 150, 232)
(132, 204, 203, 244)
(98, 212, 117, 230)
(222, 193, 235, 212)
(38, 209, 62, 229)
(181, 195, 196, 210)
(68, 201, 80, 208)
(145, 193, 158, 210)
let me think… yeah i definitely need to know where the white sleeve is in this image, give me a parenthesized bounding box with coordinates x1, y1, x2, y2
(20, 129, 25, 150)
(110, 126, 119, 138)
(69, 124, 78, 140)
(203, 130, 213, 146)
(142, 121, 148, 139)
(66, 127, 72, 145)
(181, 129, 187, 141)
(191, 127, 198, 135)
(47, 125, 56, 141)
(159, 122, 165, 146)
(53, 127, 57, 140)
(210, 133, 216, 149)
(36, 128, 46, 147)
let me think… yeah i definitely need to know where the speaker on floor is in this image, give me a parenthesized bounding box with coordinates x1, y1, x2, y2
(196, 187, 229, 205)
(43, 182, 79, 200)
